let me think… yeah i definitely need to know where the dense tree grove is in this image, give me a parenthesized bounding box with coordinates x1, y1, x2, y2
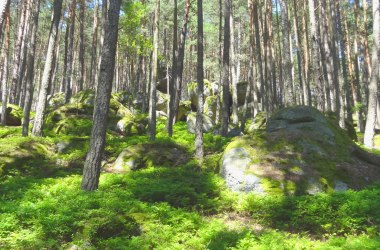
(0, 0, 380, 187)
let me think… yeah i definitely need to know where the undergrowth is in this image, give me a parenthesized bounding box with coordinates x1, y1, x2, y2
(0, 119, 379, 249)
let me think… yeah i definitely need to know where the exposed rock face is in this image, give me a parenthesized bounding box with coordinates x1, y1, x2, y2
(221, 106, 380, 195)
(221, 148, 264, 193)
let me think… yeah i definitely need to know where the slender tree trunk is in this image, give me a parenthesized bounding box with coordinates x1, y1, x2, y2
(95, 0, 108, 89)
(336, 0, 354, 129)
(149, 0, 160, 141)
(78, 0, 85, 92)
(280, 0, 294, 106)
(90, 0, 99, 89)
(168, 0, 178, 137)
(328, 0, 342, 126)
(362, 0, 371, 108)
(31, 0, 63, 137)
(302, 0, 311, 106)
(195, 0, 204, 160)
(221, 0, 231, 136)
(81, 0, 121, 191)
(308, 0, 324, 109)
(22, 0, 40, 136)
(230, 5, 238, 125)
(321, 0, 333, 112)
(364, 0, 379, 148)
(173, 0, 191, 122)
(0, 0, 9, 35)
(60, 22, 69, 93)
(65, 0, 77, 103)
(292, 0, 305, 105)
(0, 2, 9, 125)
(254, 0, 264, 112)
(9, 0, 29, 105)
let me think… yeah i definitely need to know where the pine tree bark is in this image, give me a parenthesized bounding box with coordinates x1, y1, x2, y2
(221, 0, 231, 136)
(280, 0, 294, 106)
(336, 0, 354, 129)
(173, 0, 191, 122)
(81, 0, 121, 191)
(22, 0, 40, 136)
(308, 0, 324, 109)
(149, 0, 160, 141)
(195, 0, 204, 160)
(321, 0, 333, 112)
(78, 0, 85, 91)
(0, 0, 9, 34)
(291, 0, 304, 105)
(0, 2, 9, 125)
(31, 0, 63, 137)
(230, 5, 239, 125)
(65, 0, 77, 103)
(9, 0, 29, 105)
(363, 0, 379, 148)
(168, 0, 178, 137)
(90, 0, 99, 89)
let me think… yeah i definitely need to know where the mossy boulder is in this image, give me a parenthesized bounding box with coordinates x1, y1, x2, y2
(186, 112, 215, 134)
(110, 142, 189, 172)
(47, 92, 65, 109)
(115, 114, 148, 136)
(221, 106, 380, 195)
(247, 112, 267, 133)
(0, 104, 23, 126)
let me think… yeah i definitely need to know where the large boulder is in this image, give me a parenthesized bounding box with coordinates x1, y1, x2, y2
(186, 112, 214, 134)
(0, 104, 23, 126)
(221, 106, 380, 195)
(110, 142, 188, 172)
(115, 114, 148, 136)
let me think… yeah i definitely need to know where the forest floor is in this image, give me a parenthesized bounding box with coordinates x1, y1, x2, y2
(0, 117, 380, 249)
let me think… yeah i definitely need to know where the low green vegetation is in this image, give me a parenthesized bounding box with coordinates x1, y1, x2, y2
(0, 114, 379, 249)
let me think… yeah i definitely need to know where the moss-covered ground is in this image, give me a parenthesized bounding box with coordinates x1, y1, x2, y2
(0, 118, 380, 249)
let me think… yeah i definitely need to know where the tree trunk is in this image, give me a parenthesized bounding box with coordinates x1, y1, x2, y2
(168, 0, 178, 137)
(31, 0, 63, 137)
(329, 0, 342, 127)
(195, 0, 204, 160)
(302, 0, 311, 106)
(230, 5, 238, 125)
(292, 0, 305, 105)
(336, 0, 354, 130)
(149, 0, 160, 141)
(9, 0, 29, 105)
(78, 0, 85, 92)
(308, 0, 324, 109)
(173, 0, 191, 122)
(363, 0, 379, 148)
(65, 0, 77, 103)
(0, 0, 9, 35)
(81, 0, 121, 191)
(0, 2, 9, 125)
(221, 0, 231, 136)
(90, 0, 99, 89)
(60, 22, 69, 93)
(321, 0, 333, 112)
(22, 0, 40, 136)
(280, 0, 294, 106)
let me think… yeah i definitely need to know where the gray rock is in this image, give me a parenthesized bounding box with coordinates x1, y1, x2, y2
(186, 112, 214, 134)
(306, 178, 323, 195)
(334, 180, 348, 192)
(267, 106, 335, 144)
(56, 141, 70, 153)
(112, 150, 138, 172)
(221, 147, 264, 193)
